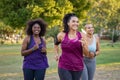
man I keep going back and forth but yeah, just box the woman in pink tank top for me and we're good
[54,13,89,80]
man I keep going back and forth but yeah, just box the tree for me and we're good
[0,0,31,28]
[0,0,93,38]
[0,21,14,44]
[0,0,92,28]
[70,0,93,19]
[85,0,120,36]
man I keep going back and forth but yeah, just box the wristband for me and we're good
[54,36,61,45]
[32,47,35,51]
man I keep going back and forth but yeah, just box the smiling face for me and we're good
[85,24,94,35]
[67,16,79,31]
[32,23,41,35]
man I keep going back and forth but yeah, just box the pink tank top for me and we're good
[58,32,84,71]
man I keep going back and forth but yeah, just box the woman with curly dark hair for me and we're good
[21,18,49,80]
[54,13,89,80]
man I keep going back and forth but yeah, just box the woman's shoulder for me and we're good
[94,34,99,39]
[58,31,65,35]
[41,36,46,42]
[23,35,31,43]
[57,32,65,37]
[93,34,100,43]
[57,32,66,42]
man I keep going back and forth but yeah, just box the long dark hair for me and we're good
[26,18,47,37]
[63,13,77,33]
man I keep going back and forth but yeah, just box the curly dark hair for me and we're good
[26,18,47,37]
[63,13,77,33]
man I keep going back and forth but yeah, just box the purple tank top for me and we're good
[23,35,49,70]
[58,32,83,71]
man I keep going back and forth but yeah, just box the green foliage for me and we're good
[70,0,92,19]
[46,25,60,38]
[0,0,92,30]
[7,8,31,28]
[0,0,96,38]
[0,22,14,44]
[0,22,13,35]
[0,0,31,28]
[0,0,120,38]
[86,0,120,34]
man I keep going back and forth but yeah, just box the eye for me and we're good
[87,27,93,29]
[72,20,76,22]
[72,20,79,23]
[87,27,91,29]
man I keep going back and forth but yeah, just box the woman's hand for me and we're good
[41,47,46,52]
[89,52,95,59]
[32,44,39,51]
[79,38,87,47]
[79,37,89,56]
[54,54,59,61]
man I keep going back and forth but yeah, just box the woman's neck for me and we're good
[87,34,93,38]
[68,30,77,39]
[69,30,77,35]
[33,34,39,38]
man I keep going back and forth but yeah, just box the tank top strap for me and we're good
[27,35,34,49]
[62,32,82,41]
[62,32,68,41]
[40,37,43,43]
[77,31,82,40]
[89,35,96,46]
[40,37,46,47]
[93,35,96,44]
[31,35,44,45]
[31,35,34,40]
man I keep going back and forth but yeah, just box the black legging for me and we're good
[58,67,83,80]
[23,68,46,80]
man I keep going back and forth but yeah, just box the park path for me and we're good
[45,63,120,80]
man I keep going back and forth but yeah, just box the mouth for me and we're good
[35,31,39,33]
[34,30,40,34]
[73,26,78,29]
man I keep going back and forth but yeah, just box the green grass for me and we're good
[0,44,21,54]
[96,40,120,65]
[0,40,120,80]
[96,49,120,64]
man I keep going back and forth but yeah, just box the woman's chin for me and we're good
[73,27,78,31]
[33,33,40,35]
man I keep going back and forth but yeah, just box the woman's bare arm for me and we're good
[95,36,100,56]
[54,32,65,61]
[21,36,35,56]
[81,32,89,56]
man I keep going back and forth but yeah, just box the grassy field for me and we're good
[0,40,120,80]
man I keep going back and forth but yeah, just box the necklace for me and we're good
[69,34,77,39]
